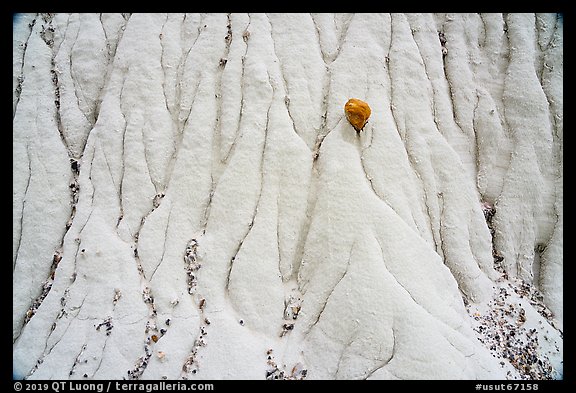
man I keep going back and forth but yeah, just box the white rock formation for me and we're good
[13,13,563,380]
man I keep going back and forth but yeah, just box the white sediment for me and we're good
[13,13,562,380]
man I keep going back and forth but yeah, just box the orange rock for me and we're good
[345,98,371,132]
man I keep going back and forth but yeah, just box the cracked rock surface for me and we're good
[13,13,562,380]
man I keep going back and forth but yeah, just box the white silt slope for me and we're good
[13,13,562,379]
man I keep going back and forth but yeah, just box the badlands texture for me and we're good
[12,13,563,380]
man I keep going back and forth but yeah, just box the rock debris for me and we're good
[467,276,562,380]
[265,349,307,380]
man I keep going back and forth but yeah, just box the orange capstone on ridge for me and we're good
[344,98,371,132]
